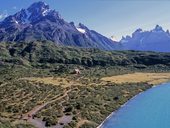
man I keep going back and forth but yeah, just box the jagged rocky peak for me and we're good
[78,23,89,30]
[27,1,50,15]
[8,1,62,24]
[135,28,143,33]
[152,25,164,32]
[166,30,170,35]
[0,1,118,50]
[26,1,51,22]
[69,22,75,26]
[119,25,170,52]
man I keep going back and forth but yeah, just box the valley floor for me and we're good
[1,66,170,128]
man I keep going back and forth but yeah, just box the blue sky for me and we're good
[0,0,170,40]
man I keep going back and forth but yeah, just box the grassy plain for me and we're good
[101,72,170,85]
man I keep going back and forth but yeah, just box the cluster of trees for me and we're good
[1,41,170,68]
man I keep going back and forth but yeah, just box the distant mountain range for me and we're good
[119,25,170,52]
[0,1,170,52]
[0,1,119,50]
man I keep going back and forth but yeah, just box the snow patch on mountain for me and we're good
[0,1,119,50]
[76,27,86,34]
[110,35,119,42]
[15,20,18,24]
[42,9,49,16]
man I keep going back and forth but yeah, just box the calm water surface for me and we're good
[101,83,170,128]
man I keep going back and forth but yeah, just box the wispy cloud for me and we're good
[12,6,17,10]
[0,11,8,20]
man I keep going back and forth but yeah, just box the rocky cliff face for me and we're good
[0,1,118,50]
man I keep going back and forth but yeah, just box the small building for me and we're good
[74,68,81,74]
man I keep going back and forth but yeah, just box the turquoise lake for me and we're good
[101,83,170,128]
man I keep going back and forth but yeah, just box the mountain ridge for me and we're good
[0,1,118,50]
[1,1,170,52]
[120,25,170,52]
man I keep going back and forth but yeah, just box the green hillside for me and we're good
[1,41,170,128]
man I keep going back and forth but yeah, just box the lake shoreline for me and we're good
[97,82,169,128]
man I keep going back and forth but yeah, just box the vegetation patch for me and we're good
[21,77,82,88]
[1,41,170,127]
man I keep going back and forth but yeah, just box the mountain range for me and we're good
[0,1,119,50]
[120,25,170,52]
[0,1,170,52]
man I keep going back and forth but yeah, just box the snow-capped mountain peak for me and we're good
[1,1,63,25]
[0,1,118,50]
[119,25,170,52]
[26,1,51,22]
[27,1,50,15]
